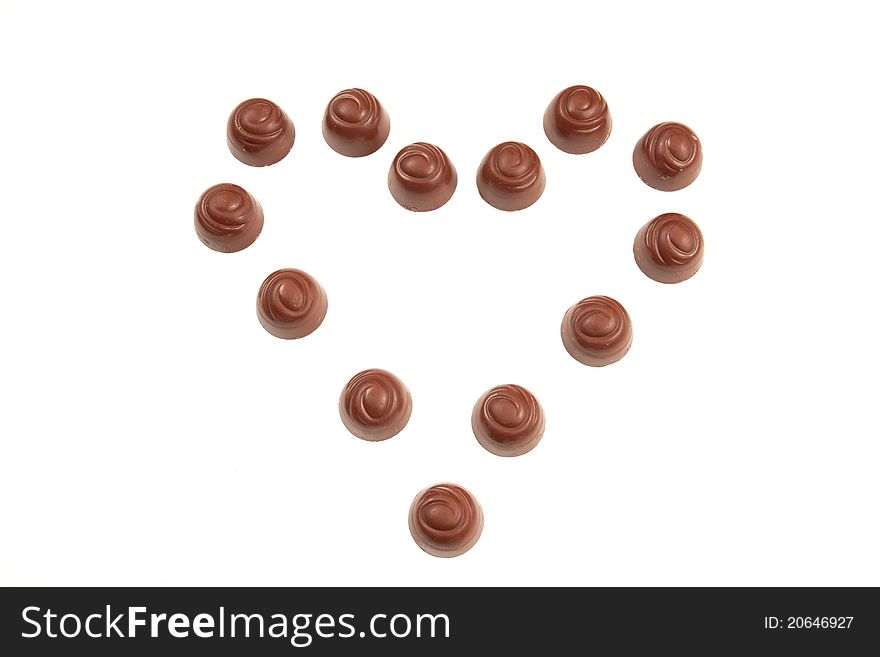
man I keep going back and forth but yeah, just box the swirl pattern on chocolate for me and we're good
[339,369,412,441]
[642,123,700,175]
[328,88,379,125]
[634,213,704,283]
[477,142,545,211]
[227,98,295,167]
[559,87,608,130]
[323,88,390,157]
[408,483,483,558]
[230,99,288,146]
[256,269,327,340]
[194,183,263,253]
[472,384,545,457]
[393,143,453,187]
[388,142,457,211]
[543,85,612,154]
[561,295,633,367]
[633,122,702,191]
[484,142,543,191]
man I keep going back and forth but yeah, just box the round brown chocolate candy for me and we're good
[322,88,390,157]
[561,296,633,367]
[388,142,457,211]
[476,142,545,211]
[256,269,327,340]
[632,122,702,191]
[339,369,412,441]
[472,384,545,457]
[408,483,483,558]
[194,183,263,253]
[227,98,295,167]
[543,85,612,154]
[634,213,704,283]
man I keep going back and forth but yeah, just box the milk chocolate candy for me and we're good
[256,269,327,339]
[388,143,457,211]
[227,98,295,167]
[322,88,390,157]
[409,483,483,558]
[194,183,263,253]
[472,385,545,457]
[339,369,412,441]
[632,122,702,191]
[543,85,612,154]
[477,142,545,211]
[633,213,704,283]
[561,295,633,366]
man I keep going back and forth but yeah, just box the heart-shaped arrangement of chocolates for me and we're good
[194,87,705,557]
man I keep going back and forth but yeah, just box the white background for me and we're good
[1,0,877,586]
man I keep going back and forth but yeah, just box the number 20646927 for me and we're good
[764,617,853,629]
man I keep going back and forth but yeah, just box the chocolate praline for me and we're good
[194,183,263,253]
[561,296,633,367]
[408,483,483,558]
[388,143,457,211]
[227,98,295,167]
[472,385,545,457]
[477,142,545,211]
[633,122,702,191]
[634,213,704,283]
[322,88,390,157]
[256,269,327,340]
[339,369,412,441]
[543,85,612,154]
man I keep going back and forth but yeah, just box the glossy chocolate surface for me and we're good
[472,384,545,457]
[194,183,263,253]
[256,269,327,340]
[388,142,457,211]
[339,369,412,441]
[561,295,633,366]
[477,142,545,211]
[634,213,704,283]
[632,122,702,191]
[227,98,295,167]
[408,483,483,558]
[322,88,390,157]
[543,85,612,154]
